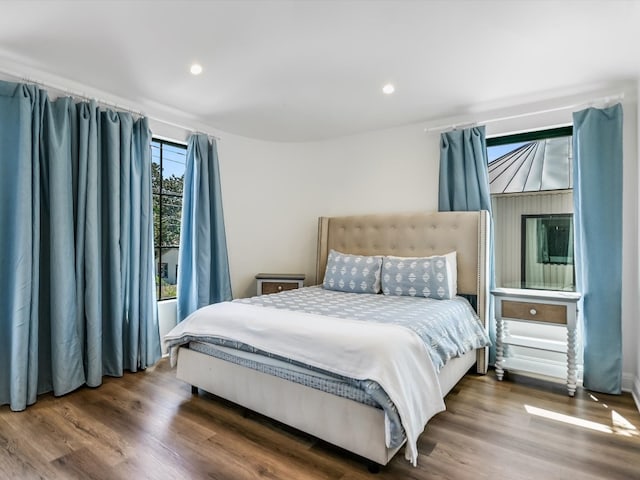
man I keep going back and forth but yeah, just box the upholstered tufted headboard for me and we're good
[316,211,490,372]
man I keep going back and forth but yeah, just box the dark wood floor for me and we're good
[1,359,639,480]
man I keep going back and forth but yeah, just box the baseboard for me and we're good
[632,376,640,413]
[622,371,635,393]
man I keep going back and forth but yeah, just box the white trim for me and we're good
[631,377,640,412]
[632,376,640,413]
[423,94,625,134]
[153,135,188,147]
[622,372,636,393]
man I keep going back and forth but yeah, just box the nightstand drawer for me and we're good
[255,273,305,296]
[260,281,300,295]
[502,300,567,324]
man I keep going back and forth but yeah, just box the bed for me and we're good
[165,210,490,468]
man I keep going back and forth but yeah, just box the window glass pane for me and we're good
[153,194,160,246]
[152,139,187,300]
[489,128,575,292]
[488,136,572,194]
[154,247,161,298]
[158,247,179,299]
[160,195,182,247]
[522,215,575,291]
[162,173,184,196]
[151,141,161,194]
[162,146,186,195]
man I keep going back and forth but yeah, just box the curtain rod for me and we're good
[423,93,625,134]
[0,67,221,141]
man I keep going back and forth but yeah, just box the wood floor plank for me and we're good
[0,416,68,480]
[1,359,639,479]
[49,447,114,480]
[48,401,131,467]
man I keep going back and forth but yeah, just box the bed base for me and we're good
[177,346,477,466]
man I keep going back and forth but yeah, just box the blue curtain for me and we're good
[177,134,232,322]
[572,104,623,394]
[438,127,492,212]
[438,126,496,362]
[0,80,161,411]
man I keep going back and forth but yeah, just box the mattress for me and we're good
[188,341,377,407]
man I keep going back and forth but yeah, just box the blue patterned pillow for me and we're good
[323,249,383,294]
[381,252,457,299]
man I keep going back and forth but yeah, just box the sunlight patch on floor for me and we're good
[611,410,639,437]
[525,405,611,433]
[524,404,638,437]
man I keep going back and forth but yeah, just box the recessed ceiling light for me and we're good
[190,63,203,75]
[382,83,395,95]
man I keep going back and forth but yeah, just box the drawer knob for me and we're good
[530,308,537,315]
[277,285,283,291]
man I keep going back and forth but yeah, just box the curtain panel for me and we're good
[572,104,623,394]
[438,126,496,363]
[0,81,160,411]
[438,127,492,212]
[177,134,232,322]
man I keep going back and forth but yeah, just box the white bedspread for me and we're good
[164,301,446,465]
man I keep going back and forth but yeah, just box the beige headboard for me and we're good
[316,210,490,372]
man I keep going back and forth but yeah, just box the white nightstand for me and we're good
[255,273,305,296]
[492,287,581,396]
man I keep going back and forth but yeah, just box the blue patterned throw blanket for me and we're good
[237,286,489,372]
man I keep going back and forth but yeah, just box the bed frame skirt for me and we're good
[176,346,477,466]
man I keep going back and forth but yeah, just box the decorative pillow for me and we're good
[323,249,383,294]
[381,252,457,299]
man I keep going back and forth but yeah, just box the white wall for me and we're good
[636,78,640,409]
[220,124,440,298]
[154,87,639,392]
[158,299,178,355]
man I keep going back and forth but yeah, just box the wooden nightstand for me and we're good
[493,287,581,396]
[255,273,305,296]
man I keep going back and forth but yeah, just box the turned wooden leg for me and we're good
[502,320,511,359]
[496,316,505,381]
[567,326,578,397]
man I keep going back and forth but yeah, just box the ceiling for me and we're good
[1,0,639,142]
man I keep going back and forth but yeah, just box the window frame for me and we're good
[488,126,576,292]
[152,138,187,301]
[486,125,573,148]
[521,213,576,289]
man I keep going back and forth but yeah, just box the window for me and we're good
[521,214,575,290]
[523,214,574,265]
[152,139,187,300]
[487,126,575,291]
